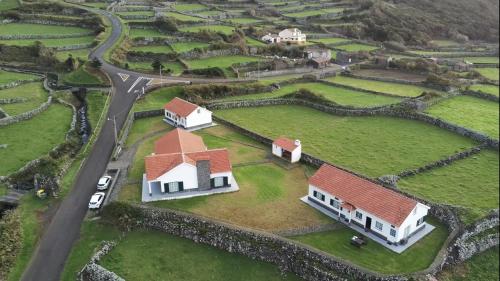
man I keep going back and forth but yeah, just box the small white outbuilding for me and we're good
[272,137,302,163]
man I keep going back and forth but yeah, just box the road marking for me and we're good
[143,78,153,86]
[118,73,129,82]
[128,77,143,93]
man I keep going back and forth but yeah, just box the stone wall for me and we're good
[463,90,500,102]
[0,31,95,40]
[0,96,52,126]
[105,203,406,281]
[78,241,125,281]
[179,48,242,60]
[0,97,27,104]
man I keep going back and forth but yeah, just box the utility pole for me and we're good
[108,116,118,145]
[159,64,163,87]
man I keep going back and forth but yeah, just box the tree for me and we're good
[90,57,102,69]
[64,55,75,71]
[151,59,163,73]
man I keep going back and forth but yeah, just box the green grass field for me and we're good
[398,149,499,224]
[170,41,209,53]
[284,7,344,17]
[0,23,90,36]
[464,57,499,64]
[0,83,48,116]
[0,70,38,85]
[82,2,109,9]
[215,105,477,177]
[196,10,223,16]
[291,217,447,274]
[126,60,185,75]
[0,0,19,11]
[310,37,350,45]
[437,247,499,281]
[228,17,262,24]
[468,84,499,97]
[179,25,235,35]
[219,82,402,107]
[174,3,206,11]
[325,76,441,97]
[334,43,379,52]
[164,12,205,22]
[86,91,107,130]
[430,40,461,47]
[184,55,263,69]
[116,10,154,17]
[128,28,168,38]
[56,49,91,62]
[130,45,173,53]
[245,37,266,46]
[0,104,72,176]
[425,96,499,139]
[476,68,499,81]
[133,86,182,112]
[0,36,95,47]
[63,66,103,86]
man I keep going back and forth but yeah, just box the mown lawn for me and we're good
[334,43,379,52]
[0,104,72,176]
[464,56,500,64]
[0,23,90,36]
[215,105,477,177]
[184,55,263,69]
[0,70,39,85]
[179,25,235,35]
[121,123,331,231]
[425,96,499,139]
[398,149,499,224]
[133,86,183,112]
[219,82,402,107]
[245,37,266,47]
[468,84,499,97]
[0,83,48,116]
[170,41,209,53]
[291,217,448,274]
[437,246,499,281]
[325,76,442,97]
[476,68,499,81]
[96,226,301,281]
[0,36,95,47]
[125,116,170,148]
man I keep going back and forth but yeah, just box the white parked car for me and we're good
[88,192,106,209]
[97,176,112,190]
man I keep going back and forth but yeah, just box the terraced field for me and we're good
[164,12,205,22]
[174,3,207,11]
[184,55,263,72]
[0,0,20,11]
[425,96,499,138]
[0,36,95,47]
[126,61,185,75]
[284,7,344,18]
[464,57,500,64]
[56,49,91,62]
[179,25,235,35]
[476,68,499,81]
[130,45,173,53]
[0,83,48,116]
[0,23,90,36]
[215,105,477,177]
[228,17,262,24]
[169,42,209,53]
[310,37,351,45]
[0,70,39,85]
[128,28,168,38]
[468,84,499,97]
[334,43,379,52]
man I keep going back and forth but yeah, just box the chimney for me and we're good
[196,158,211,191]
[295,139,301,147]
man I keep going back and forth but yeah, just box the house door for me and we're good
[282,149,292,161]
[365,217,372,229]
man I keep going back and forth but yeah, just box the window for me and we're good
[313,190,325,201]
[214,177,224,187]
[355,211,363,220]
[390,228,396,237]
[416,217,425,226]
[168,182,179,193]
[375,221,383,231]
[330,199,340,209]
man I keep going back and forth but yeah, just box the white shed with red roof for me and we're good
[272,137,302,163]
[164,97,212,130]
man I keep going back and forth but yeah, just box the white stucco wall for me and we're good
[307,184,428,243]
[210,171,233,186]
[185,107,212,128]
[291,146,301,163]
[154,162,198,191]
[272,143,283,157]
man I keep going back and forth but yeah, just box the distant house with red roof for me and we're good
[272,137,301,163]
[142,128,237,201]
[164,97,212,130]
[306,164,430,245]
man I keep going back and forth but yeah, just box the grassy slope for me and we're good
[179,25,235,35]
[0,83,47,116]
[398,149,499,224]
[0,0,19,11]
[215,105,477,177]
[170,42,209,53]
[437,247,499,281]
[476,68,499,81]
[0,36,95,47]
[219,82,401,107]
[0,70,38,85]
[325,76,441,97]
[292,217,447,274]
[133,86,183,112]
[63,66,103,86]
[0,104,72,176]
[334,43,379,52]
[468,84,499,97]
[425,96,499,139]
[185,55,262,69]
[0,23,90,36]
[56,49,91,62]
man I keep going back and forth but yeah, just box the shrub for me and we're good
[182,67,226,78]
[0,210,22,280]
[184,83,267,101]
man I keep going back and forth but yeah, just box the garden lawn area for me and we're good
[0,36,95,47]
[63,66,103,86]
[284,7,344,17]
[0,0,19,11]
[398,149,499,224]
[0,70,38,85]
[174,3,206,11]
[325,76,441,97]
[468,84,499,97]
[437,246,499,281]
[128,28,168,38]
[0,83,48,116]
[133,86,182,112]
[0,23,90,36]
[184,55,263,70]
[215,105,477,177]
[464,56,499,64]
[476,68,499,81]
[170,41,209,53]
[121,123,331,231]
[130,45,173,53]
[334,43,379,52]
[179,25,235,35]
[219,82,402,107]
[245,37,266,46]
[229,17,262,24]
[164,12,205,22]
[86,225,300,281]
[126,60,185,75]
[56,49,90,62]
[425,96,499,139]
[291,217,447,274]
[0,104,72,176]
[310,37,350,45]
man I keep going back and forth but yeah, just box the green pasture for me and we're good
[468,84,499,97]
[475,68,499,81]
[0,23,90,36]
[0,36,95,47]
[179,25,235,35]
[0,70,38,85]
[0,83,48,116]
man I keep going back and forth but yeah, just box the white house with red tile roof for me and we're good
[272,137,301,163]
[164,97,212,130]
[142,128,237,201]
[305,164,430,246]
[278,28,306,44]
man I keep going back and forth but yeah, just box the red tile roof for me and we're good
[145,153,184,180]
[273,137,299,152]
[186,149,232,174]
[164,97,199,117]
[154,128,206,155]
[309,164,417,226]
